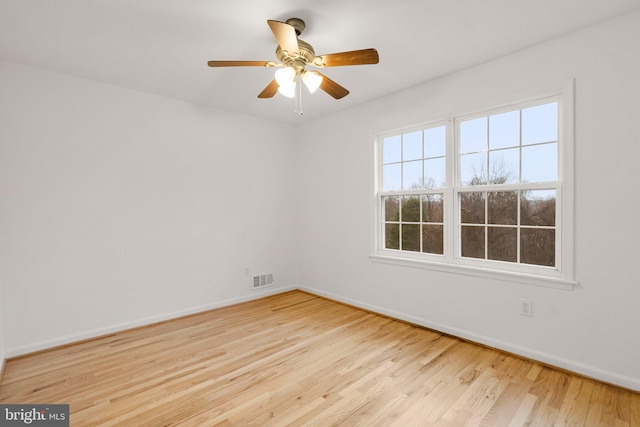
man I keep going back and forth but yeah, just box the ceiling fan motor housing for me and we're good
[276,39,315,72]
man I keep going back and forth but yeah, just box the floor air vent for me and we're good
[252,273,274,289]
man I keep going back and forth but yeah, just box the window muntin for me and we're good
[458,189,556,267]
[382,125,447,191]
[458,102,558,187]
[376,96,569,282]
[383,194,444,254]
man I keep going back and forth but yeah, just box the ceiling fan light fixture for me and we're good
[302,70,323,93]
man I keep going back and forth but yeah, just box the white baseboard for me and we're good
[299,285,640,393]
[5,285,297,358]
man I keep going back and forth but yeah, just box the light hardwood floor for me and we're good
[1,290,638,426]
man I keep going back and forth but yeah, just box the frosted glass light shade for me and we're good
[277,82,296,98]
[302,71,323,93]
[275,67,296,86]
[275,66,296,98]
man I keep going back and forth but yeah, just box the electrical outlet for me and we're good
[519,298,532,316]
[243,266,251,277]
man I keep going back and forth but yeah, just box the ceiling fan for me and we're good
[207,18,379,107]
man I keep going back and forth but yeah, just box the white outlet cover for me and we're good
[519,298,532,316]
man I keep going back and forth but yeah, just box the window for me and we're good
[382,125,446,255]
[374,89,575,288]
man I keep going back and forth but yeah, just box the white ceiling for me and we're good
[2,0,640,126]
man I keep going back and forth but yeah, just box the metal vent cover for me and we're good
[252,273,274,289]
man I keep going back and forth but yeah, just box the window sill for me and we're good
[369,253,576,290]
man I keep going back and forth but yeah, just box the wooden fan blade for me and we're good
[258,79,279,98]
[315,48,379,67]
[267,20,299,56]
[316,72,349,99]
[208,61,272,67]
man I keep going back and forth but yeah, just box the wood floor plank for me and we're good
[508,392,539,427]
[1,290,638,426]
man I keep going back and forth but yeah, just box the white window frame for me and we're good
[371,81,576,290]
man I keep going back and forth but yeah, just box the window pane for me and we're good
[422,194,443,223]
[383,135,401,163]
[521,228,555,266]
[424,157,446,188]
[403,131,423,161]
[488,191,518,225]
[461,226,485,259]
[521,190,556,226]
[522,102,557,145]
[402,224,421,252]
[402,160,422,189]
[460,152,487,186]
[425,126,446,157]
[460,192,485,224]
[460,117,487,154]
[383,163,401,191]
[522,143,557,183]
[385,224,400,250]
[489,148,519,184]
[401,196,421,222]
[488,227,517,262]
[422,225,444,254]
[384,196,400,221]
[489,110,520,149]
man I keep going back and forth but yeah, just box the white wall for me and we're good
[295,10,640,390]
[0,61,298,355]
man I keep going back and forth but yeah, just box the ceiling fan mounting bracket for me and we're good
[285,18,305,36]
